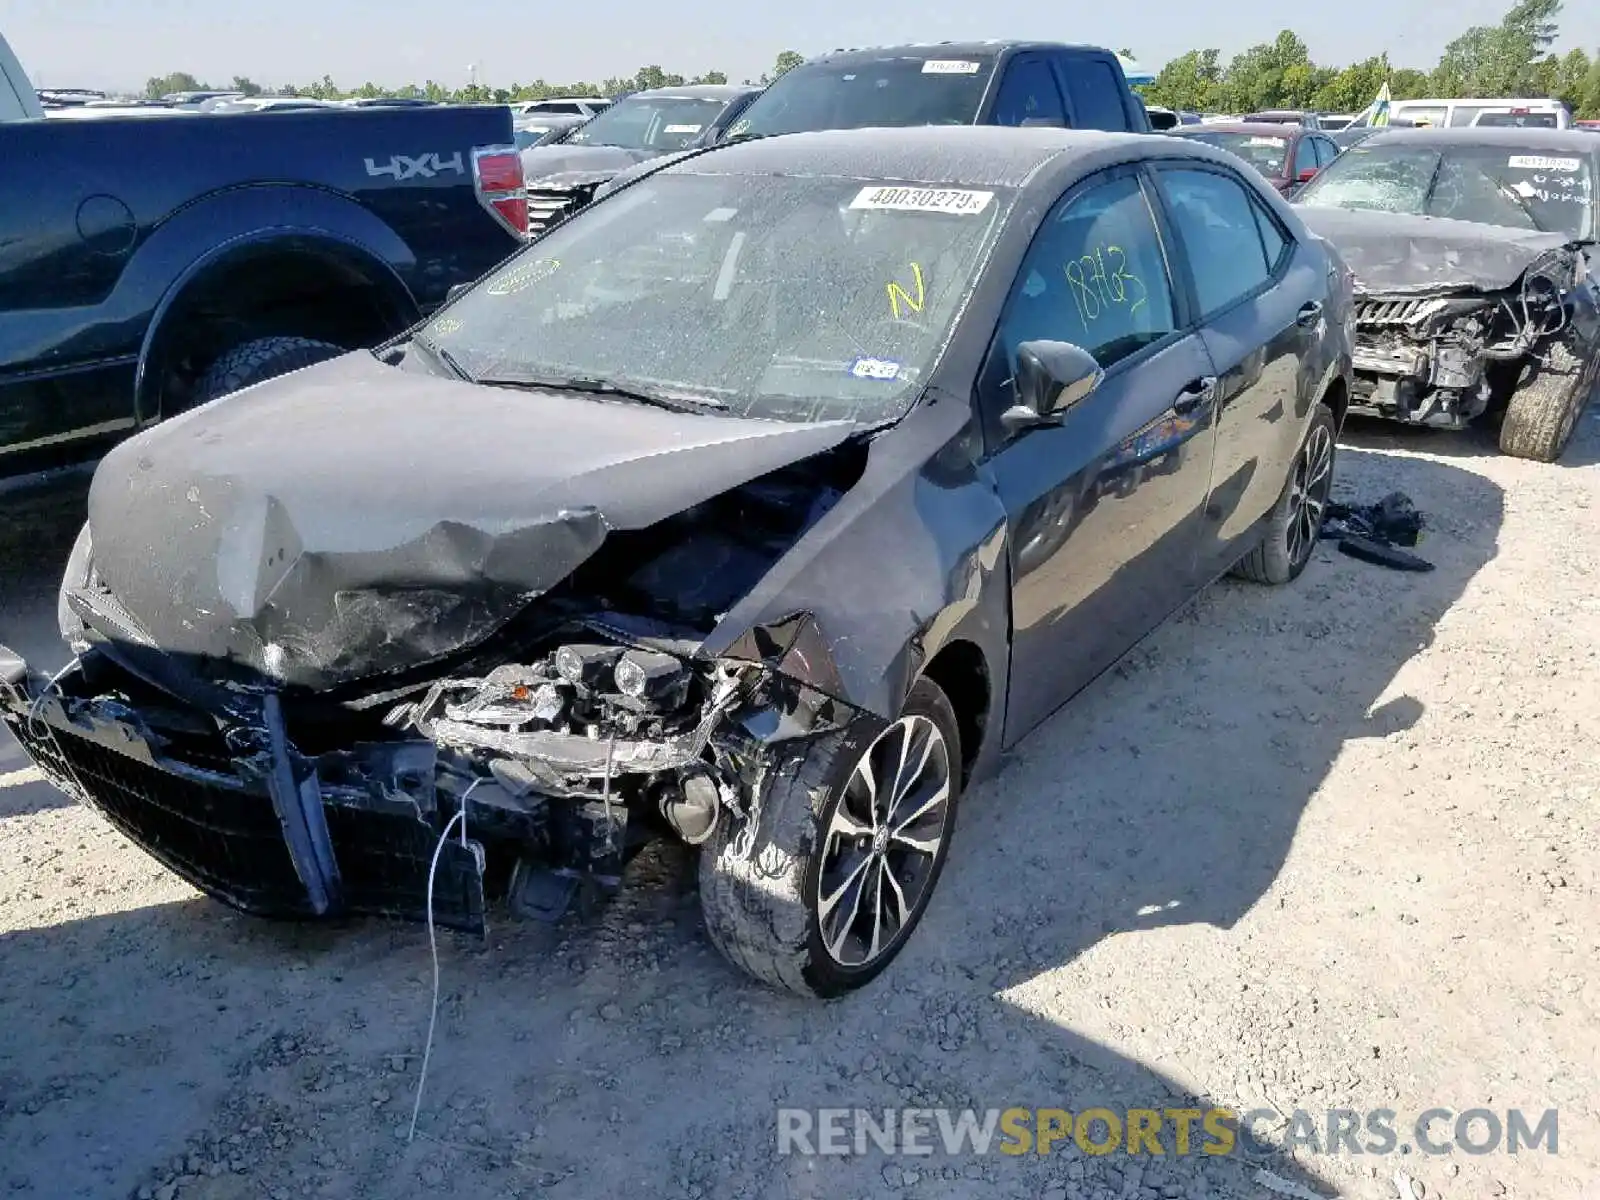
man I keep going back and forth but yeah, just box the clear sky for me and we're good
[8,0,1600,94]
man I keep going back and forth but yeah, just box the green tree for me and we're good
[1581,52,1600,116]
[761,50,804,84]
[1144,49,1225,111]
[145,71,207,98]
[1388,67,1431,99]
[1311,55,1389,112]
[230,75,263,96]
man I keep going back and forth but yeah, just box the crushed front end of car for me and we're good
[1298,208,1600,429]
[1346,251,1592,428]
[0,354,880,936]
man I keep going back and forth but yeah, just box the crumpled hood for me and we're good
[81,351,854,691]
[519,143,659,189]
[1296,205,1576,294]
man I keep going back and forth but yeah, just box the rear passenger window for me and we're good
[992,57,1066,127]
[1157,167,1275,317]
[1251,195,1289,271]
[1060,59,1129,131]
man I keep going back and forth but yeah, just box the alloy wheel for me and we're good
[1287,422,1334,567]
[814,714,953,968]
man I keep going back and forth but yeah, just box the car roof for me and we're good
[626,83,761,101]
[1361,126,1598,151]
[1176,122,1299,137]
[805,41,1112,65]
[661,125,1162,189]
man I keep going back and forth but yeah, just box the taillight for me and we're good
[472,145,529,241]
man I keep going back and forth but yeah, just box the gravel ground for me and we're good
[2,412,1598,1200]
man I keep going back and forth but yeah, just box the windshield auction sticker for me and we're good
[850,186,994,214]
[1508,155,1581,171]
[922,60,982,74]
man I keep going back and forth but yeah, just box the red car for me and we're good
[1171,121,1343,196]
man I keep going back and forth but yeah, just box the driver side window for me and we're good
[994,171,1178,373]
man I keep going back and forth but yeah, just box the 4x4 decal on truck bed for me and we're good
[364,151,467,180]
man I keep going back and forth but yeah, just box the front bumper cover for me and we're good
[0,646,487,934]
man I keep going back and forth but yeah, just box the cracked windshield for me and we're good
[422,172,1011,422]
[1298,142,1596,236]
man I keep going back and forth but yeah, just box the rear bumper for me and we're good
[0,646,486,934]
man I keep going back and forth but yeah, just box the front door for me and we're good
[977,167,1219,744]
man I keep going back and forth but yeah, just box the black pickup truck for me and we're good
[567,42,1153,224]
[0,56,527,480]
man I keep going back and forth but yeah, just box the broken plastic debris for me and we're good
[1321,490,1434,571]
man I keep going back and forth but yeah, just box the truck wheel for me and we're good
[698,676,962,998]
[193,336,344,406]
[1231,404,1337,586]
[1498,343,1598,463]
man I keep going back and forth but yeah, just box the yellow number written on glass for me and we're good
[1063,245,1148,324]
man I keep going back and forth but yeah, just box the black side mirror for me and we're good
[1001,340,1103,434]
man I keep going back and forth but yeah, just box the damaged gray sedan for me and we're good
[1294,127,1600,462]
[1,127,1352,997]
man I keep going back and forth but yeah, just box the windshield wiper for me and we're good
[1492,179,1546,232]
[409,335,474,383]
[473,373,727,412]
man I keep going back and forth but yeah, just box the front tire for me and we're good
[698,676,962,998]
[1498,342,1597,463]
[1231,404,1337,586]
[192,336,344,407]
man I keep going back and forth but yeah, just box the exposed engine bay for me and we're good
[1349,245,1584,428]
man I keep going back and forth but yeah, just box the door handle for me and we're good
[1172,376,1217,415]
[1296,300,1324,327]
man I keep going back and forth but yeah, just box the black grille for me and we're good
[5,687,488,933]
[527,189,578,236]
[10,718,314,917]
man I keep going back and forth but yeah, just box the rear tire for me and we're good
[1498,342,1597,463]
[698,676,962,998]
[192,336,344,407]
[1231,404,1338,586]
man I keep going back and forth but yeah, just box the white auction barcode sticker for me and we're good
[922,59,981,74]
[1508,155,1581,171]
[663,124,703,134]
[849,185,994,214]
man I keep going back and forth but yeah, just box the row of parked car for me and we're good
[1,32,1596,1000]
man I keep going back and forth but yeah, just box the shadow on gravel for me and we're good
[0,448,1502,1200]
[1335,385,1600,469]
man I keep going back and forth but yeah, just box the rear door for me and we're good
[989,54,1068,128]
[1149,161,1326,577]
[1055,52,1139,131]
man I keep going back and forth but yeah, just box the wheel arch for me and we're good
[918,637,993,787]
[134,231,419,422]
[1320,371,1349,433]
